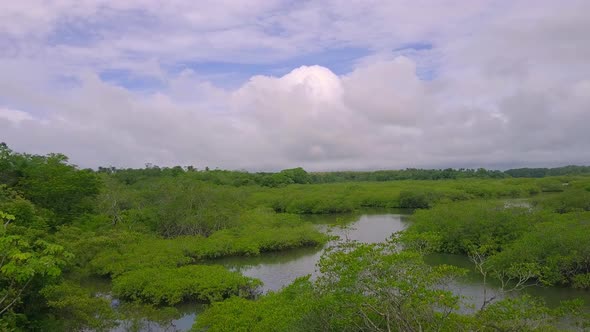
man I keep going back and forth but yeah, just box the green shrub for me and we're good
[112,265,261,305]
[489,213,590,287]
[193,277,315,332]
[89,210,327,276]
[534,189,590,213]
[408,201,544,254]
[41,282,117,331]
[573,273,590,289]
[398,190,439,208]
[540,183,565,192]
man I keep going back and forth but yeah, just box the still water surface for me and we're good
[214,211,410,292]
[112,210,590,331]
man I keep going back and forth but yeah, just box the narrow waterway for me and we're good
[110,209,590,331]
[214,211,410,292]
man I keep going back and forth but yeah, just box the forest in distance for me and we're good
[2,142,590,331]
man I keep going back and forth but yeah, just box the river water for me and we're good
[112,209,590,331]
[214,211,410,292]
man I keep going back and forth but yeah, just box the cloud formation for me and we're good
[0,1,589,170]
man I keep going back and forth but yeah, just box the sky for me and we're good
[0,1,589,171]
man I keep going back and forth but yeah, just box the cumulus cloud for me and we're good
[0,0,589,170]
[0,108,33,123]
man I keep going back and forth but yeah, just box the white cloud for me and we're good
[0,108,34,124]
[0,0,589,170]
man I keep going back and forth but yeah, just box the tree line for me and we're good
[98,163,590,188]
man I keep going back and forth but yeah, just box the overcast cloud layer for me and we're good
[1,1,589,170]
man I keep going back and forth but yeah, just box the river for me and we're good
[111,209,590,331]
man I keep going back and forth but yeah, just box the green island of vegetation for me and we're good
[1,142,590,331]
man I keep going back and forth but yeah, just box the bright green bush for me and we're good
[540,182,565,193]
[99,177,246,237]
[41,281,117,331]
[112,265,261,305]
[398,190,440,208]
[193,277,315,332]
[88,209,327,276]
[250,179,546,214]
[489,212,590,287]
[573,274,590,289]
[533,189,590,213]
[408,200,545,253]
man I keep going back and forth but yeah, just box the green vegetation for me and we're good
[194,277,315,332]
[533,188,590,213]
[408,201,544,254]
[1,142,590,330]
[250,178,541,213]
[489,215,590,288]
[0,144,326,330]
[87,210,326,277]
[406,185,590,290]
[99,163,590,188]
[112,266,261,305]
[40,281,116,331]
[505,165,590,178]
[194,238,588,332]
[100,165,509,188]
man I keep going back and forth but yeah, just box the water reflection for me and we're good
[214,213,411,292]
[107,209,590,331]
[110,303,203,332]
[426,253,590,310]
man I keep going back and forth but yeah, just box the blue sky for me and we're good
[0,1,589,170]
[100,42,436,92]
[98,46,374,91]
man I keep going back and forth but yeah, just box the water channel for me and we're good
[111,209,590,331]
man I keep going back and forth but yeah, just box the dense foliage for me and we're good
[505,165,590,178]
[407,180,590,290]
[250,178,541,213]
[99,166,511,188]
[98,161,590,188]
[0,145,327,330]
[194,239,588,332]
[0,143,100,226]
[112,265,261,305]
[1,143,590,331]
[87,210,326,277]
